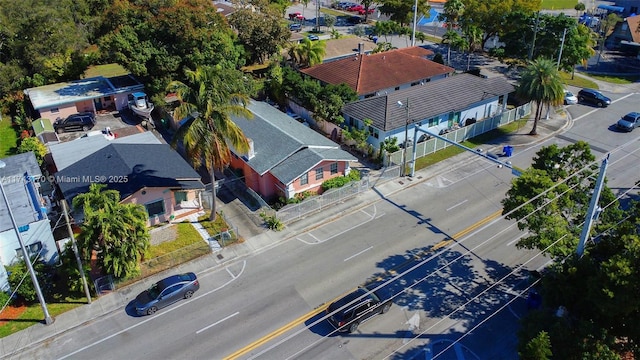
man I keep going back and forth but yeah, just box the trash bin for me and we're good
[503,145,513,157]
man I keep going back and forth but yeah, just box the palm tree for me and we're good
[288,38,326,68]
[442,0,465,27]
[517,58,564,135]
[167,66,254,221]
[73,184,150,279]
[462,24,483,71]
[442,30,462,65]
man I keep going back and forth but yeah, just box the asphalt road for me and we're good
[12,65,640,360]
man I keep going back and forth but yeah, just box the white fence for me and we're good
[276,178,370,224]
[385,103,531,166]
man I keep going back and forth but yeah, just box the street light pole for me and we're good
[397,98,410,177]
[556,27,568,70]
[61,199,92,303]
[411,0,419,46]
[0,161,53,325]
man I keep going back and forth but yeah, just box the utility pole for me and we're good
[0,161,53,325]
[61,200,92,303]
[577,155,609,257]
[411,0,419,46]
[397,99,410,176]
[529,12,540,60]
[556,27,568,70]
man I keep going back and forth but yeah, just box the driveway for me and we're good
[55,110,150,142]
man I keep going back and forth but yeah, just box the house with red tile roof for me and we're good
[299,46,455,99]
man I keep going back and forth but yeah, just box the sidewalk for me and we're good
[0,110,570,358]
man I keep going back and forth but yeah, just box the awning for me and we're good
[598,4,625,13]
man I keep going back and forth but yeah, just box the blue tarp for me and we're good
[417,8,441,26]
[598,4,624,12]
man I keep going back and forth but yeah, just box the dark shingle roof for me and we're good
[300,47,453,95]
[56,144,203,202]
[232,101,356,185]
[343,73,515,131]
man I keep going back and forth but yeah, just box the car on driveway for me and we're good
[135,272,200,315]
[288,12,304,21]
[53,112,96,134]
[563,90,578,105]
[308,34,320,41]
[326,285,392,333]
[289,23,302,32]
[577,88,611,107]
[616,112,640,132]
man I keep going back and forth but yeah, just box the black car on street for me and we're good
[327,285,392,333]
[577,88,611,107]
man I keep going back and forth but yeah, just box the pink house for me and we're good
[24,75,146,121]
[229,101,356,201]
[49,132,204,226]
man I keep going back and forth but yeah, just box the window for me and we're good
[50,108,59,114]
[15,241,43,259]
[395,86,400,91]
[300,172,308,185]
[315,168,324,180]
[428,117,438,127]
[330,162,338,174]
[146,199,165,217]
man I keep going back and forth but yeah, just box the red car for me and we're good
[358,7,375,15]
[347,4,363,12]
[288,12,305,21]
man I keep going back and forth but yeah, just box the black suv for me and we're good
[327,285,392,333]
[54,112,96,134]
[577,88,611,107]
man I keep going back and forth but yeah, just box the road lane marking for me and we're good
[448,209,503,240]
[196,312,239,334]
[343,246,373,262]
[571,93,635,123]
[446,199,468,212]
[296,205,379,245]
[57,261,246,360]
[223,303,330,360]
[507,231,529,246]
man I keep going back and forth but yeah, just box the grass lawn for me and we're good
[560,71,598,89]
[0,297,89,338]
[413,119,529,172]
[587,74,640,84]
[83,63,129,78]
[541,0,578,10]
[0,115,18,157]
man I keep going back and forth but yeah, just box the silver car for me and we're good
[135,272,200,315]
[564,90,578,105]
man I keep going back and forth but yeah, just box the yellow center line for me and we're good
[224,210,504,359]
[223,290,354,360]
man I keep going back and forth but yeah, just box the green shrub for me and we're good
[260,212,284,231]
[321,169,361,191]
[0,290,12,308]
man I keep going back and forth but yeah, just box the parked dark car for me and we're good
[289,23,302,32]
[327,285,392,333]
[347,15,364,24]
[53,112,96,134]
[577,88,611,107]
[134,272,200,315]
[616,112,640,132]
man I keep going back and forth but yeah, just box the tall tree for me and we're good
[379,0,430,27]
[460,0,540,49]
[73,184,150,279]
[167,66,255,221]
[228,5,291,64]
[441,0,465,31]
[502,141,624,259]
[516,58,564,135]
[97,0,244,95]
[461,24,482,70]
